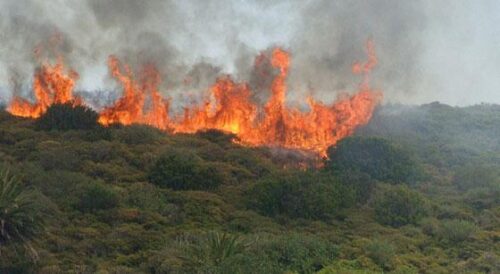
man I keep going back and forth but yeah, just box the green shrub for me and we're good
[374,185,428,227]
[113,124,165,145]
[364,239,395,270]
[148,149,224,190]
[254,233,340,274]
[179,232,249,272]
[247,172,353,220]
[437,219,477,243]
[325,137,423,184]
[35,103,99,130]
[77,183,119,212]
[452,164,500,191]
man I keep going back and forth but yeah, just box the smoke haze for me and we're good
[0,0,499,106]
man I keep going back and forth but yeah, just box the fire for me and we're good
[98,56,171,129]
[7,41,382,157]
[8,58,80,118]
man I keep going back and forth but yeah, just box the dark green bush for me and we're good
[35,103,99,130]
[325,137,423,184]
[77,183,119,212]
[148,149,224,190]
[247,172,354,219]
[374,185,428,227]
[113,124,165,145]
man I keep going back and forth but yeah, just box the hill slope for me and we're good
[0,103,498,274]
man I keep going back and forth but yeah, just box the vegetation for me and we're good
[0,166,52,268]
[0,102,498,273]
[35,102,99,130]
[373,185,428,227]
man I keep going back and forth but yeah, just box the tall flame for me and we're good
[8,58,80,118]
[7,41,382,157]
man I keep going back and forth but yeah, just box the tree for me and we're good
[35,102,99,130]
[374,185,428,227]
[0,167,52,257]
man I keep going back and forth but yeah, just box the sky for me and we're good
[0,0,499,106]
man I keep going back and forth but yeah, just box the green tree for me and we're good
[35,102,99,130]
[374,185,428,227]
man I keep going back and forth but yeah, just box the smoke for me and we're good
[0,0,498,106]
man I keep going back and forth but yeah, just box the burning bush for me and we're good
[35,103,99,131]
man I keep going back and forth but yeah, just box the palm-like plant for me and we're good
[179,232,250,271]
[0,167,50,258]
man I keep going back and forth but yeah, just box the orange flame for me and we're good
[7,58,80,118]
[7,41,382,157]
[97,56,171,129]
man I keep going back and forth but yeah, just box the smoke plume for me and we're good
[0,0,499,106]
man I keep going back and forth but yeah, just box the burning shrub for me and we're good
[148,149,224,191]
[373,185,428,227]
[195,129,237,146]
[325,137,422,184]
[35,103,99,131]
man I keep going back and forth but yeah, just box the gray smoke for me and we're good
[0,0,499,106]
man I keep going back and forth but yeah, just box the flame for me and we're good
[7,41,382,157]
[97,56,171,129]
[7,58,80,118]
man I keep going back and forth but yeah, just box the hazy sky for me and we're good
[0,0,499,106]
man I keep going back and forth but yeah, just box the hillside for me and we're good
[0,103,499,274]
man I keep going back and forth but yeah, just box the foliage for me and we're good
[148,149,224,190]
[373,185,428,227]
[437,219,478,243]
[77,183,119,213]
[35,103,99,130]
[113,124,165,145]
[0,104,498,273]
[325,137,423,184]
[255,233,340,274]
[364,239,395,270]
[452,164,500,191]
[178,232,249,272]
[247,172,353,220]
[0,167,52,258]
